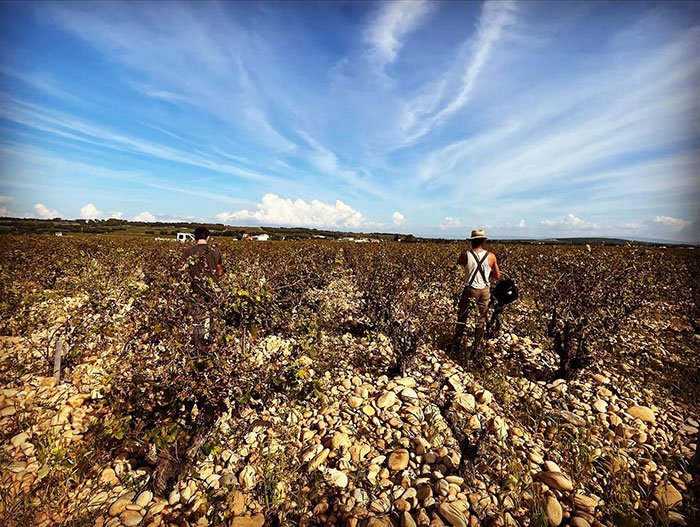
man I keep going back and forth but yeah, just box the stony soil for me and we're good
[1,322,698,527]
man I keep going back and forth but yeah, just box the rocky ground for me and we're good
[1,318,698,527]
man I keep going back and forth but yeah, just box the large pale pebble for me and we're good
[545,495,562,526]
[134,491,153,508]
[120,510,143,526]
[654,483,682,508]
[377,391,397,408]
[539,471,573,492]
[231,515,265,527]
[108,498,130,517]
[388,449,410,471]
[437,502,469,527]
[11,432,28,448]
[627,405,655,423]
[167,490,180,505]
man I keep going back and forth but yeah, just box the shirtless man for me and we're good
[450,229,501,361]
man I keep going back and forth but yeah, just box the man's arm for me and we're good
[178,249,191,271]
[457,250,468,267]
[489,253,502,281]
[215,249,224,277]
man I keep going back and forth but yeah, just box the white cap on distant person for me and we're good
[468,229,488,240]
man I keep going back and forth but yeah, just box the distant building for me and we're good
[55,232,63,237]
[355,238,369,243]
[338,237,354,242]
[369,238,380,243]
[250,234,270,241]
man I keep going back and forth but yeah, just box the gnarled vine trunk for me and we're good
[150,404,220,495]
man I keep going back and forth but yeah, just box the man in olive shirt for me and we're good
[181,226,224,299]
[181,227,223,346]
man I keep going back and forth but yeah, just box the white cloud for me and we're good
[133,211,156,222]
[618,222,643,231]
[509,219,526,229]
[412,14,700,218]
[651,215,691,231]
[433,0,517,121]
[216,193,366,228]
[392,211,405,226]
[365,1,433,68]
[109,211,124,219]
[541,213,597,231]
[131,82,188,103]
[403,0,517,143]
[439,217,463,230]
[0,97,275,185]
[43,2,299,153]
[80,202,102,219]
[34,203,60,218]
[0,196,11,215]
[154,212,197,222]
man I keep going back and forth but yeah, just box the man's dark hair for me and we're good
[194,227,210,240]
[471,238,486,249]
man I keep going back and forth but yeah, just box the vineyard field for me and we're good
[0,235,698,527]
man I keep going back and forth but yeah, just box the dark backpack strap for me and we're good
[468,250,489,286]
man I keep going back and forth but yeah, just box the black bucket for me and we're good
[492,279,518,305]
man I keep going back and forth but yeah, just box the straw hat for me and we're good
[467,229,488,240]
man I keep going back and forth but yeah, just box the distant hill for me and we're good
[0,217,696,247]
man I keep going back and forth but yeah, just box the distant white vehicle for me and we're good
[55,232,63,237]
[176,232,195,242]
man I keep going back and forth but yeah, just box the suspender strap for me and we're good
[468,250,489,286]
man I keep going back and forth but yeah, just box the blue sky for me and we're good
[0,1,698,241]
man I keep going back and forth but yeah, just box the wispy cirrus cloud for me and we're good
[400,0,518,145]
[364,1,433,69]
[414,24,700,229]
[1,2,697,240]
[0,97,276,184]
[42,1,298,153]
[0,143,253,208]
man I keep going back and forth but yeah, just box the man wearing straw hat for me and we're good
[450,229,501,362]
